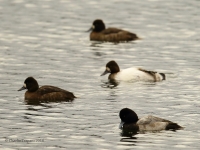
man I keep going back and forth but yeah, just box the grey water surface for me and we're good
[0,0,200,149]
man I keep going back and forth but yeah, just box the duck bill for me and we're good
[86,25,94,32]
[18,86,26,91]
[101,70,110,76]
[119,121,124,129]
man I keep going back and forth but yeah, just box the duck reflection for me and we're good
[120,130,138,146]
[24,99,74,105]
[89,42,106,57]
[90,42,104,47]
[22,103,52,123]
[101,80,119,89]
[120,130,138,137]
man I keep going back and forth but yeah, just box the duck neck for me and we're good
[28,83,39,92]
[111,66,120,74]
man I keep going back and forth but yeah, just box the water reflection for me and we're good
[100,80,119,89]
[22,107,47,123]
[90,42,104,47]
[23,116,35,123]
[89,43,106,57]
[120,130,138,137]
[24,99,74,105]
[100,79,160,89]
[119,130,179,147]
[120,131,138,146]
[25,102,54,108]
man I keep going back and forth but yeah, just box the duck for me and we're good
[101,60,165,82]
[119,108,183,131]
[18,77,76,102]
[87,19,139,42]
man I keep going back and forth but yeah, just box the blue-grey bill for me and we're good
[100,70,110,76]
[18,86,26,91]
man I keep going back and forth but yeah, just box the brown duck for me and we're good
[88,19,140,42]
[18,77,76,102]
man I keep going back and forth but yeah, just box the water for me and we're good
[0,0,200,149]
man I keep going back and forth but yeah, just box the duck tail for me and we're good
[166,122,183,130]
[159,73,166,80]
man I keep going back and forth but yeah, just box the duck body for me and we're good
[108,67,165,82]
[18,77,76,102]
[24,85,76,102]
[119,108,182,131]
[90,27,139,42]
[88,19,139,42]
[101,60,165,82]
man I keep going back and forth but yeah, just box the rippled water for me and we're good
[0,0,200,149]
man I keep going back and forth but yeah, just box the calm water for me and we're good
[0,0,200,149]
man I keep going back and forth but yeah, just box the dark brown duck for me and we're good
[18,77,76,102]
[88,19,140,42]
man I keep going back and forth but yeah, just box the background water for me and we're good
[0,0,200,149]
